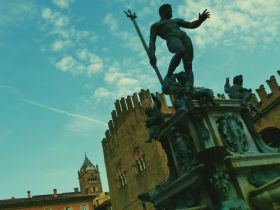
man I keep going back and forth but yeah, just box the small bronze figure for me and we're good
[224,75,261,114]
[224,75,252,105]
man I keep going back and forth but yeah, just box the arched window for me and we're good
[134,148,146,173]
[260,127,280,148]
[88,177,96,182]
[117,165,127,187]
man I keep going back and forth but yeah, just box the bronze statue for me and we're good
[145,93,165,142]
[149,4,210,88]
[224,75,261,114]
[224,75,252,105]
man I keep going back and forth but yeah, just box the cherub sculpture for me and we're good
[224,75,260,114]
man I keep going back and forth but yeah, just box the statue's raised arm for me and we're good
[177,9,210,29]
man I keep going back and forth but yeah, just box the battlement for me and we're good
[102,89,174,146]
[252,70,280,111]
[102,71,279,147]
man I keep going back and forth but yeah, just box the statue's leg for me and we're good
[182,54,193,86]
[166,37,185,77]
[166,53,182,77]
[182,35,194,86]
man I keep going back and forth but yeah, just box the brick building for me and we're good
[0,154,110,210]
[102,90,174,210]
[252,70,280,148]
[0,190,95,210]
[102,71,280,210]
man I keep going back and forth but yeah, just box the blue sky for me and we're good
[0,0,279,199]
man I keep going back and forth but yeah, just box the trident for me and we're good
[124,9,163,85]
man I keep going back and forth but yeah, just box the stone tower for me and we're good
[102,90,173,210]
[78,153,103,195]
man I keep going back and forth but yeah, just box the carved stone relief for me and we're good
[217,113,249,153]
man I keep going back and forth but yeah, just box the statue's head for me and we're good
[159,4,172,19]
[233,75,243,86]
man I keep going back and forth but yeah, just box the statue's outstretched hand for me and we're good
[199,9,210,21]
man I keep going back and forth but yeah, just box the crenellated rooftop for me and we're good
[102,89,174,147]
[252,70,280,111]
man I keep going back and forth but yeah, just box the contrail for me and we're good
[23,98,107,126]
[1,85,106,126]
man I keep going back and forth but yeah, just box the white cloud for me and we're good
[41,8,69,27]
[103,13,119,32]
[41,8,52,19]
[90,56,159,103]
[55,56,76,72]
[52,0,74,9]
[51,39,73,51]
[94,87,112,101]
[137,6,153,17]
[70,28,93,40]
[76,49,103,74]
[103,12,146,57]
[177,0,280,49]
[41,4,100,77]
[55,50,103,76]
[104,66,123,83]
[117,77,138,86]
[0,1,36,27]
[103,0,161,11]
[46,27,97,43]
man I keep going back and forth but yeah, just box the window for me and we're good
[88,176,98,182]
[117,165,127,187]
[119,172,127,187]
[260,127,280,148]
[65,207,72,210]
[81,204,88,210]
[136,157,146,172]
[135,148,146,173]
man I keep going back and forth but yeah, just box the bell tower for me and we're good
[78,153,103,195]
